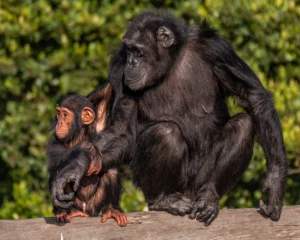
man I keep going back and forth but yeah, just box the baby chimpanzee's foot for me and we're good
[149,193,193,216]
[101,205,127,227]
[56,211,71,223]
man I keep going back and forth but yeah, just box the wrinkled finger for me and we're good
[53,199,73,209]
[259,199,269,216]
[177,205,192,215]
[197,209,208,221]
[201,210,214,222]
[122,215,127,227]
[56,177,68,193]
[173,201,193,210]
[185,207,192,214]
[57,192,74,201]
[101,215,108,223]
[122,216,127,227]
[116,216,122,227]
[64,215,71,223]
[115,213,124,227]
[101,211,111,223]
[189,207,198,219]
[168,205,179,215]
[178,208,186,216]
[181,196,192,203]
[118,216,125,227]
[73,177,80,192]
[67,175,76,183]
[205,213,217,226]
[86,168,93,176]
[56,189,66,202]
[57,193,73,201]
[115,215,121,226]
[186,202,194,209]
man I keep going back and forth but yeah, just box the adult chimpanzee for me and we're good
[47,90,127,226]
[51,11,288,225]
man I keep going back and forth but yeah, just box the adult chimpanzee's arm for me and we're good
[47,136,80,171]
[47,137,96,208]
[47,137,75,209]
[203,35,288,220]
[49,171,73,213]
[94,95,137,170]
[93,48,137,170]
[47,136,95,174]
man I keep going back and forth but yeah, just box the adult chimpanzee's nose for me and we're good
[128,55,139,68]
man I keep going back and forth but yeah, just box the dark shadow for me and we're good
[256,209,270,219]
[44,217,67,226]
[256,208,280,222]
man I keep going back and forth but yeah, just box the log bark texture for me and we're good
[0,206,299,240]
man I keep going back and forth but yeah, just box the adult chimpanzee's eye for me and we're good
[132,47,143,57]
[125,46,132,54]
[136,49,143,57]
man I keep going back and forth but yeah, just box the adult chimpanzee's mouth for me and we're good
[124,72,145,84]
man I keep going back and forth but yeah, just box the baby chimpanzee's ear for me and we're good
[82,107,95,125]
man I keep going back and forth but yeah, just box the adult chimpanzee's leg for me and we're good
[190,113,255,225]
[131,122,193,215]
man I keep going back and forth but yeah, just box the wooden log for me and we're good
[0,206,299,240]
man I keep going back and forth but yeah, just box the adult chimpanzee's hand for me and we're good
[259,168,287,221]
[51,160,90,209]
[51,141,101,209]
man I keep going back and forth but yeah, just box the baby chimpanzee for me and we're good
[47,91,126,226]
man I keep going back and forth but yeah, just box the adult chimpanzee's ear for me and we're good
[82,107,95,125]
[157,26,174,48]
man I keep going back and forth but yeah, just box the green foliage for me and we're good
[0,181,52,219]
[120,180,147,213]
[0,0,299,219]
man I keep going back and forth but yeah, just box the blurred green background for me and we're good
[0,0,299,219]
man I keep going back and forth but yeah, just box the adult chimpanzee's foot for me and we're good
[148,193,193,216]
[189,188,220,226]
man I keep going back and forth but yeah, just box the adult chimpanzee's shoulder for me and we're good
[198,20,218,39]
[192,21,236,64]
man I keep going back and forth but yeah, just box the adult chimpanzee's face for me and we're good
[122,26,175,91]
[55,107,75,140]
[123,38,153,91]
